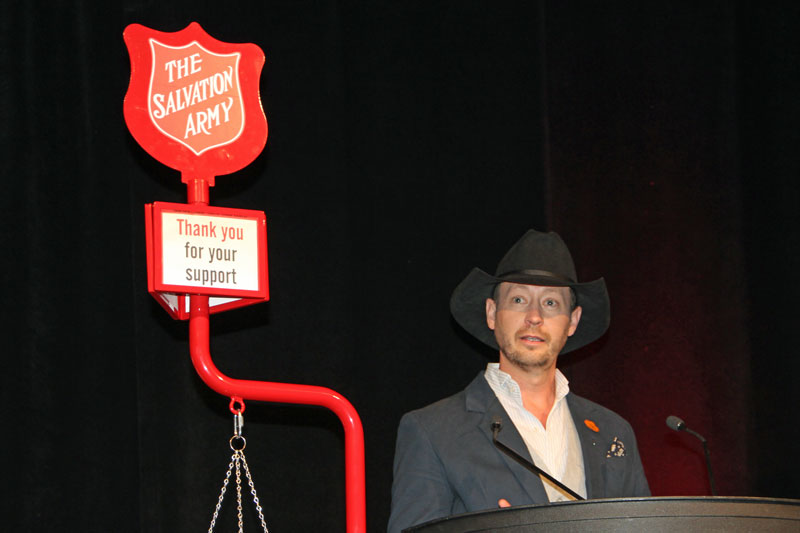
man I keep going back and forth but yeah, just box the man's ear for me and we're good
[568,305,583,336]
[486,298,497,330]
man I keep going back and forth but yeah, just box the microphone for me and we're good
[491,419,584,501]
[665,415,685,432]
[666,415,717,496]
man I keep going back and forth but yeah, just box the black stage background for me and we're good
[3,2,798,531]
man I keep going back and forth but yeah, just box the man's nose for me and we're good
[525,304,543,325]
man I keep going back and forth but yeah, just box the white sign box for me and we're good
[146,202,268,316]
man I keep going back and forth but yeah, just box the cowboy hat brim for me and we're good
[449,268,610,354]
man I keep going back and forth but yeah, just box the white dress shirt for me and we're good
[484,363,587,501]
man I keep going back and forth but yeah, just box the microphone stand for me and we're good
[684,427,718,496]
[667,415,718,496]
[492,421,584,501]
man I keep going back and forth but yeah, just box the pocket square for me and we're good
[606,436,626,458]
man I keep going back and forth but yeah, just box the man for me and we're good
[388,230,650,532]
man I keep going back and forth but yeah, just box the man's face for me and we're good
[486,282,582,372]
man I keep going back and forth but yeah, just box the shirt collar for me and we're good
[484,362,571,406]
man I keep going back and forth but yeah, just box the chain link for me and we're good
[241,452,269,530]
[208,457,235,533]
[236,453,244,533]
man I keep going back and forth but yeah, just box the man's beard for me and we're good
[498,335,556,372]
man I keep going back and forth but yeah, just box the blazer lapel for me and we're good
[567,393,605,499]
[465,373,549,505]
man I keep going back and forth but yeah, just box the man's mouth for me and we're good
[520,334,545,343]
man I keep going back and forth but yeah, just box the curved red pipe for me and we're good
[184,179,366,532]
[189,295,367,532]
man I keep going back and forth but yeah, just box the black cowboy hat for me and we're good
[449,230,610,354]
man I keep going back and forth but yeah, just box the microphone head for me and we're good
[666,415,686,431]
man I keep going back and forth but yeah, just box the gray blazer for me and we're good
[388,372,650,532]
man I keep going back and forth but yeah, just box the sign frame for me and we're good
[145,201,269,320]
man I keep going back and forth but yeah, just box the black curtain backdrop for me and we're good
[2,1,798,532]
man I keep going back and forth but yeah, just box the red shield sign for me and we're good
[124,23,267,185]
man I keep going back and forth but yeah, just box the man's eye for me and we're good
[544,299,558,307]
[512,296,524,304]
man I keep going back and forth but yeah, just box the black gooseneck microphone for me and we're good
[666,415,718,496]
[491,419,584,501]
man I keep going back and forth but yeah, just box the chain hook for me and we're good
[229,396,246,415]
[230,397,246,448]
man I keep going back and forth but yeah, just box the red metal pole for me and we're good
[185,177,367,533]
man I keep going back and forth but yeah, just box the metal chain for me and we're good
[208,455,235,533]
[236,452,244,533]
[241,452,269,531]
[207,406,270,533]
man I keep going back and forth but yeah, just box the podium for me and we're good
[406,497,800,532]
